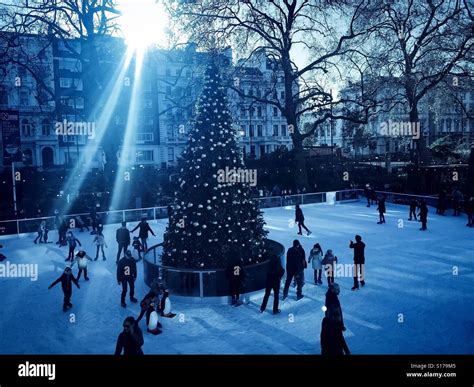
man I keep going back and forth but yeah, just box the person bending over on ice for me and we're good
[295,204,311,236]
[117,250,138,307]
[225,259,246,306]
[137,291,162,334]
[71,250,93,282]
[115,317,144,355]
[320,304,350,356]
[48,266,80,311]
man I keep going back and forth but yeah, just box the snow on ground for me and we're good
[0,201,473,354]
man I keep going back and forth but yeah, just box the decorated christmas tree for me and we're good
[162,62,268,269]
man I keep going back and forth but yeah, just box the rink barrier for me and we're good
[143,239,285,303]
[0,189,363,237]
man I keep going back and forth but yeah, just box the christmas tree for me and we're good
[162,62,268,269]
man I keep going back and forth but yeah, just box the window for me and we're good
[41,119,51,136]
[260,145,265,157]
[59,78,72,88]
[273,107,278,117]
[273,125,279,136]
[240,108,246,117]
[73,79,83,91]
[257,106,262,117]
[257,125,263,137]
[167,147,174,162]
[250,145,255,157]
[281,124,286,137]
[21,119,32,137]
[20,91,29,106]
[75,97,84,109]
[250,107,255,117]
[135,133,154,142]
[249,125,254,137]
[136,150,154,162]
[58,59,82,72]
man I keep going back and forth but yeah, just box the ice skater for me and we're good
[349,235,365,290]
[34,220,46,244]
[377,197,386,224]
[322,249,337,286]
[117,250,138,307]
[282,240,306,300]
[132,237,143,261]
[364,184,372,207]
[408,198,418,221]
[320,304,350,355]
[260,254,285,314]
[308,243,323,285]
[116,222,130,263]
[225,259,246,306]
[295,204,311,235]
[419,200,428,231]
[93,230,108,261]
[48,266,80,311]
[465,196,474,227]
[115,317,144,355]
[132,217,155,252]
[71,250,93,282]
[325,283,345,331]
[66,231,82,261]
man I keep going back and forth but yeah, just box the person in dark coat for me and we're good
[325,283,345,331]
[260,254,285,314]
[57,217,69,246]
[437,189,447,215]
[370,187,377,205]
[408,198,418,221]
[116,222,131,263]
[115,317,144,355]
[48,266,80,311]
[225,260,246,306]
[283,240,306,300]
[136,291,162,333]
[65,231,81,262]
[377,197,386,224]
[349,235,365,290]
[132,218,155,251]
[320,304,350,356]
[419,200,428,231]
[452,188,463,216]
[295,205,311,236]
[465,196,474,227]
[117,250,138,307]
[132,237,144,261]
[364,184,372,207]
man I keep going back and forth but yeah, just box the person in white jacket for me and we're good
[93,231,108,261]
[71,250,93,281]
[308,243,324,285]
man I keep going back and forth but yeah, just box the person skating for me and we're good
[132,237,143,261]
[116,222,131,263]
[157,289,176,318]
[93,230,108,261]
[437,189,447,215]
[114,317,144,355]
[65,231,82,261]
[295,205,311,236]
[57,217,69,246]
[322,249,337,286]
[325,283,345,331]
[136,291,162,334]
[48,266,80,311]
[308,243,324,285]
[75,215,89,232]
[260,254,285,314]
[34,220,46,244]
[282,240,306,300]
[131,217,155,251]
[225,259,246,306]
[465,196,474,227]
[71,250,93,282]
[452,188,463,216]
[377,197,386,224]
[43,227,50,243]
[320,304,350,355]
[117,250,138,307]
[349,235,365,290]
[364,184,372,207]
[419,200,429,231]
[408,198,418,221]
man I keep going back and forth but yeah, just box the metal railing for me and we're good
[0,189,362,237]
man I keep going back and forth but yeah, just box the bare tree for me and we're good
[167,0,386,189]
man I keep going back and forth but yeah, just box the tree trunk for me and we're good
[410,106,427,166]
[293,135,309,191]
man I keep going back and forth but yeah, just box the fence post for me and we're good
[154,207,156,221]
[199,272,204,298]
[16,220,20,238]
[122,211,125,222]
[301,194,304,205]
